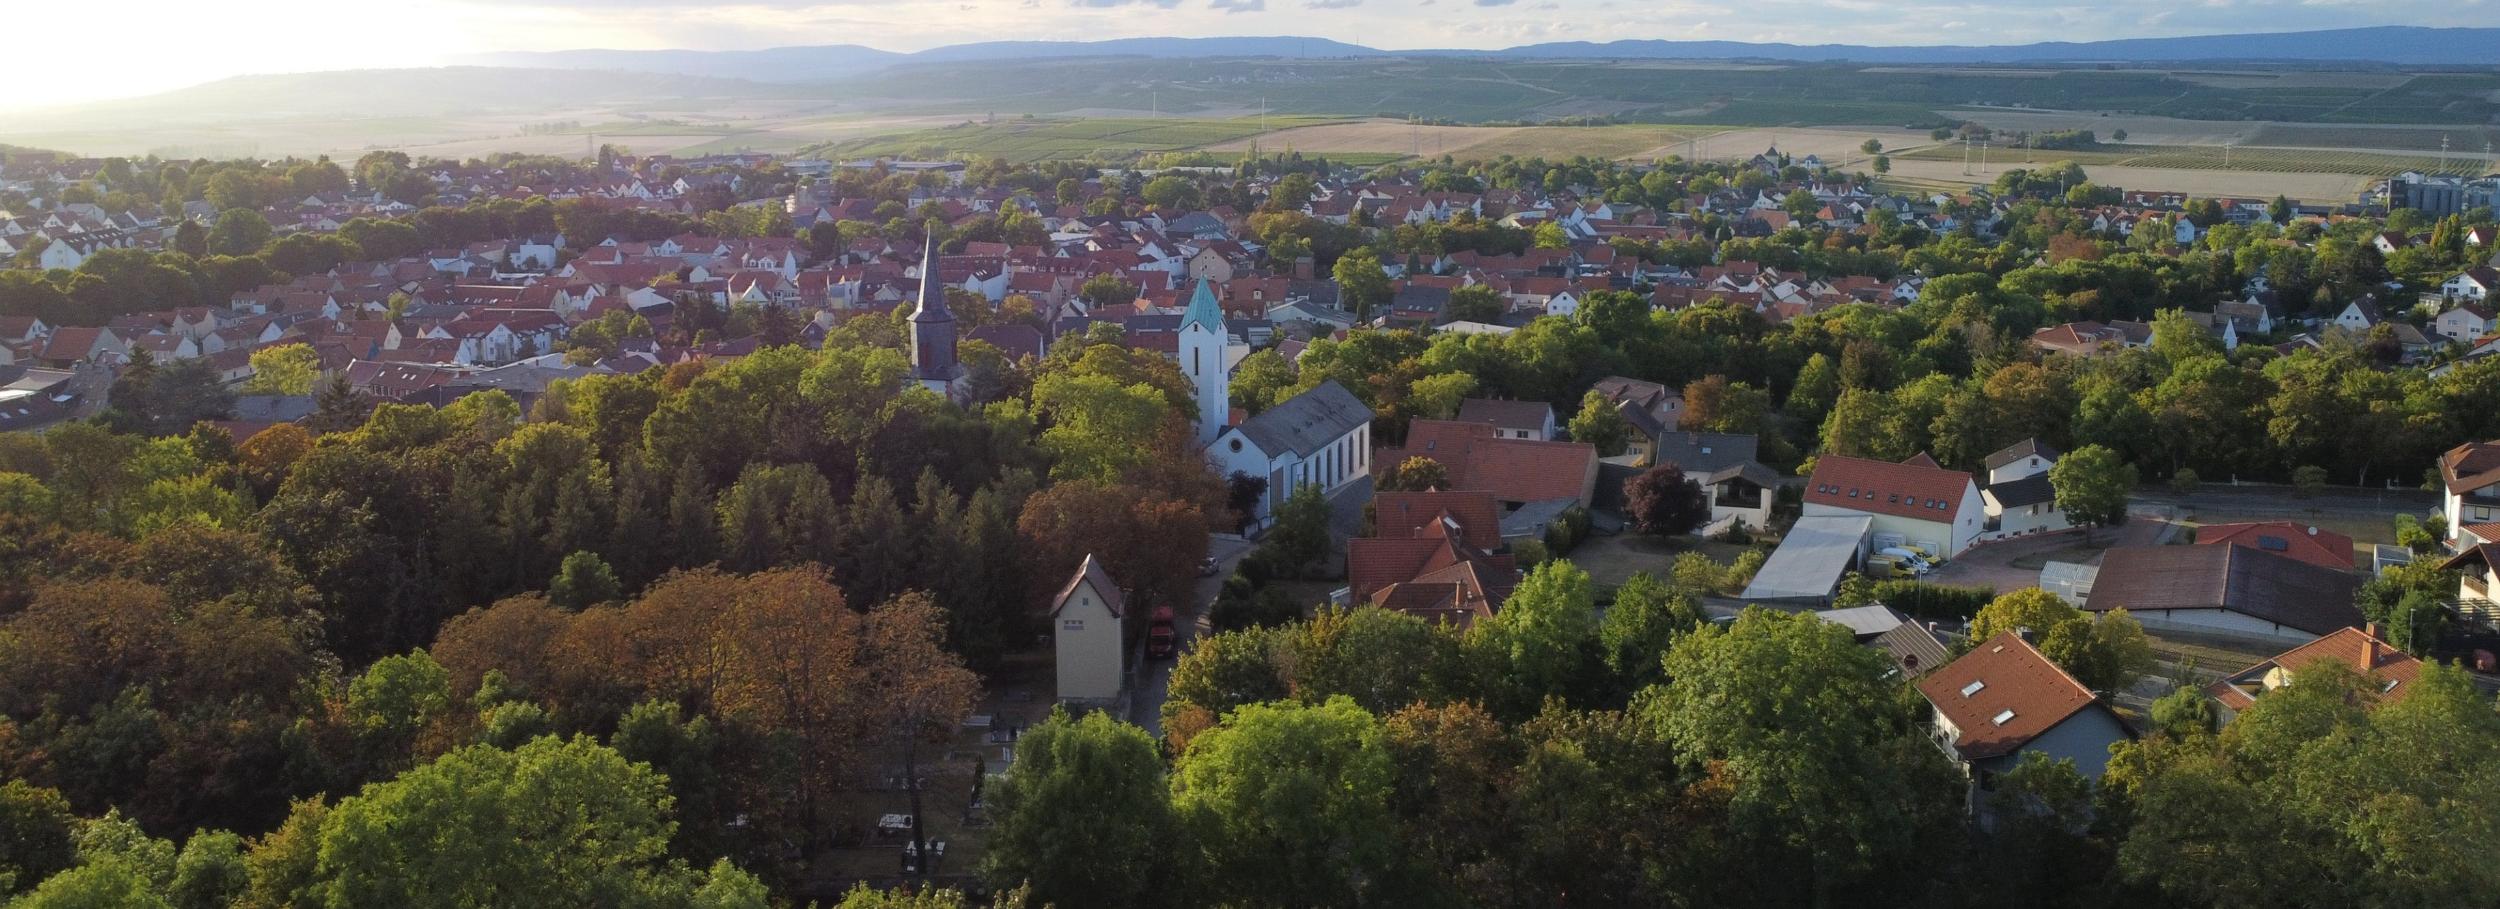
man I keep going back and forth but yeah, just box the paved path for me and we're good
[1130,534,1254,739]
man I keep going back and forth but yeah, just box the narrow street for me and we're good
[1130,533,1254,739]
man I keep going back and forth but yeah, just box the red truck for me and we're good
[1147,606,1178,659]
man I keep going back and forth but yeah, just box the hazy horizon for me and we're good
[13,0,2497,112]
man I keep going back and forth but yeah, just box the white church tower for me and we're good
[1180,278,1229,445]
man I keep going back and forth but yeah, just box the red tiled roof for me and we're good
[2204,626,2423,712]
[2195,521,2356,571]
[1804,454,1973,522]
[1387,420,1596,504]
[1371,490,1504,550]
[1917,632,2104,761]
[2440,441,2500,494]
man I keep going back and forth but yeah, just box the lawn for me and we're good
[1567,531,1758,590]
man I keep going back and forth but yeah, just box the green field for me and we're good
[1897,142,2488,177]
[2242,124,2500,154]
[812,116,1340,162]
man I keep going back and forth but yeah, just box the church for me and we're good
[1187,278,1375,527]
[908,240,970,401]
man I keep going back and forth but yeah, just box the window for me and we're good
[1991,709,2017,725]
[1888,494,1899,503]
[1061,619,1084,631]
[1960,680,1985,697]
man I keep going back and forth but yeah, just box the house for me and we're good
[2437,440,2500,548]
[2443,266,2500,303]
[2204,625,2422,724]
[2435,302,2496,343]
[1802,454,1986,558]
[1978,439,2069,538]
[1590,376,1681,433]
[1047,555,1126,704]
[2331,297,2383,332]
[1347,489,1520,627]
[2440,542,2500,617]
[1813,604,1950,677]
[1386,420,1602,510]
[2029,321,2146,358]
[1649,431,1777,533]
[1453,398,1556,441]
[1918,632,2132,788]
[2086,544,2364,644]
[35,326,127,368]
[2195,521,2356,572]
[1209,380,1375,527]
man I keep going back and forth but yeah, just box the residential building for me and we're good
[1453,398,1556,441]
[2437,440,2500,548]
[1977,439,2069,538]
[1649,431,1777,533]
[1918,632,2132,789]
[2086,544,2364,644]
[2204,625,2422,724]
[1802,454,1986,558]
[1814,604,1950,677]
[1047,555,1126,704]
[1386,419,1601,509]
[2434,302,2496,343]
[1347,489,1519,627]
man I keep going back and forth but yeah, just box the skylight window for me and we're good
[1960,680,1985,697]
[1992,709,2017,725]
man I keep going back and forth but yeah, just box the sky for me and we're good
[8,0,2490,110]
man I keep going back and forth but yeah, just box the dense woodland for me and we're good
[2,148,2499,906]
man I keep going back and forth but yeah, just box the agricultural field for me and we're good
[1895,142,2492,178]
[2241,124,2500,155]
[811,116,1339,163]
[1200,120,1728,162]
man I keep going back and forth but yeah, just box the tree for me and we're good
[1265,482,1331,576]
[1651,609,1964,906]
[241,344,321,395]
[1171,697,1399,908]
[1378,456,1449,493]
[1159,628,1287,749]
[2048,443,2133,542]
[1565,391,1632,456]
[2292,464,2326,497]
[205,209,271,257]
[1332,248,1391,321]
[1445,285,1505,323]
[1860,139,1883,155]
[1872,154,1890,174]
[1470,559,1599,714]
[1598,572,1703,693]
[274,736,764,907]
[546,550,620,610]
[0,780,77,896]
[985,710,1178,908]
[2168,467,2199,498]
[1623,464,1710,536]
[1078,273,1138,309]
[2111,128,2128,142]
[1969,588,2153,693]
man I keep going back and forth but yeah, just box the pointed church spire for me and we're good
[910,231,957,382]
[912,236,951,323]
[1182,277,1223,334]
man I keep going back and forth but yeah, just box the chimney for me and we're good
[2365,621,2389,643]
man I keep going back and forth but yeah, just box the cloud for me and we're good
[1305,0,1361,7]
[1210,0,1265,10]
[1473,0,1515,6]
[1068,0,1181,7]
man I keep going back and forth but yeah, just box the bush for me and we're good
[1512,538,1550,569]
[2292,465,2327,498]
[1543,506,1592,555]
[1869,580,1996,621]
[1210,585,1301,632]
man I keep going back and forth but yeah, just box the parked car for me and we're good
[1198,556,1219,577]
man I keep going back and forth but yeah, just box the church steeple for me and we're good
[1180,277,1229,445]
[909,238,956,381]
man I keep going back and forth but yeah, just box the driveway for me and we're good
[1925,507,2178,594]
[1129,533,1254,739]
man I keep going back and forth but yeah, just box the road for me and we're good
[1130,534,1254,739]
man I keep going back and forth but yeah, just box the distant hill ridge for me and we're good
[460,27,2500,78]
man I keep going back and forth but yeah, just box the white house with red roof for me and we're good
[2439,440,2500,548]
[1803,453,1986,557]
[1047,554,1126,704]
[1918,631,2131,789]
